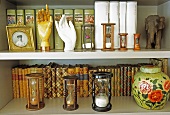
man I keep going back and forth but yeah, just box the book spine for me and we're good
[127,65,132,96]
[16,9,25,25]
[49,9,54,50]
[119,65,124,96]
[42,65,48,98]
[12,67,17,98]
[74,9,84,50]
[67,65,75,75]
[110,1,120,48]
[37,64,45,101]
[84,9,94,24]
[94,1,109,49]
[25,9,36,48]
[61,65,68,97]
[88,69,93,96]
[64,9,74,22]
[126,1,137,48]
[75,64,80,97]
[51,64,57,98]
[79,65,84,97]
[35,9,41,49]
[111,67,115,96]
[123,65,127,96]
[56,65,62,98]
[15,67,20,98]
[83,65,89,97]
[46,63,53,99]
[18,67,24,98]
[22,67,27,98]
[7,9,16,26]
[119,1,127,33]
[54,9,64,50]
[117,67,121,96]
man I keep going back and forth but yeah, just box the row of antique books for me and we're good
[7,8,94,50]
[12,59,167,99]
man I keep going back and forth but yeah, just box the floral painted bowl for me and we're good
[132,65,170,110]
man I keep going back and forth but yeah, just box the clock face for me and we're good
[12,31,28,47]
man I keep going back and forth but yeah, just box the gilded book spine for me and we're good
[61,65,68,97]
[123,65,127,96]
[110,66,115,96]
[67,65,75,75]
[79,65,84,97]
[127,65,132,96]
[83,65,89,97]
[46,63,53,99]
[51,63,57,98]
[75,64,80,97]
[119,65,124,96]
[12,67,17,98]
[42,65,48,98]
[114,67,117,96]
[22,66,27,98]
[56,65,62,98]
[18,67,23,98]
[37,64,45,101]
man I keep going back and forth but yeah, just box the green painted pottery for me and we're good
[132,65,170,110]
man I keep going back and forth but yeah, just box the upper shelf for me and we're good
[5,0,170,6]
[0,49,170,60]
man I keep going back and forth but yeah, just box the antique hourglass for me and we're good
[101,23,115,51]
[81,24,94,50]
[134,33,141,50]
[92,72,112,112]
[63,76,78,111]
[119,33,128,50]
[26,73,45,110]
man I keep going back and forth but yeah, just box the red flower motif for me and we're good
[148,90,163,102]
[139,81,152,94]
[164,80,170,92]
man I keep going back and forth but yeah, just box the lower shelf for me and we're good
[0,96,170,115]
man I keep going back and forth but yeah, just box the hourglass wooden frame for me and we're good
[92,72,112,112]
[101,23,115,51]
[63,76,79,111]
[134,33,141,50]
[26,73,45,111]
[119,33,128,51]
[81,24,94,50]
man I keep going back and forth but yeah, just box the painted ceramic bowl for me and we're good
[132,65,170,110]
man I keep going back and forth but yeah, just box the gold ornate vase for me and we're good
[132,65,170,110]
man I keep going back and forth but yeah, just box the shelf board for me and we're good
[0,49,170,60]
[0,96,170,115]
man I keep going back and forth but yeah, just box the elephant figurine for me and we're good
[145,15,165,49]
